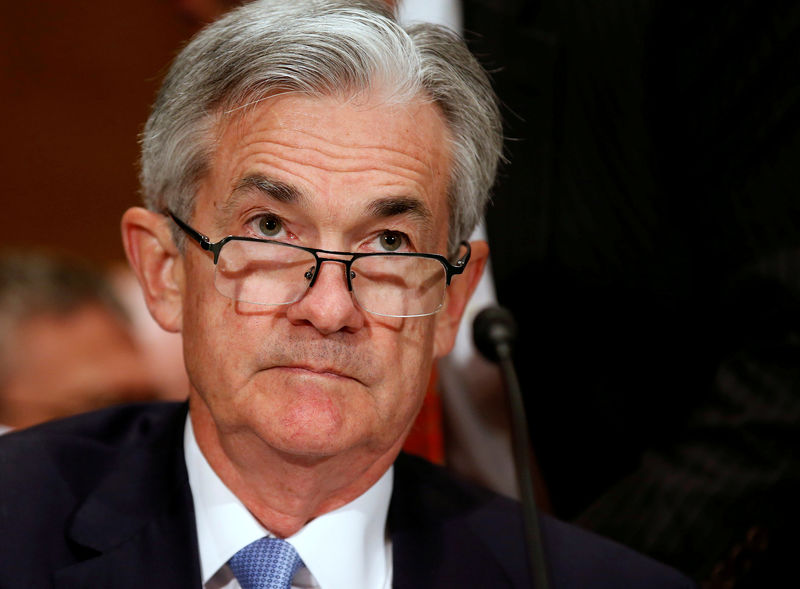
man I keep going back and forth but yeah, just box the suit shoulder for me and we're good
[0,403,186,501]
[392,453,695,588]
[541,515,696,588]
[0,403,190,587]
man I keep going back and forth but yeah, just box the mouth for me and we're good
[256,338,375,386]
[275,364,359,383]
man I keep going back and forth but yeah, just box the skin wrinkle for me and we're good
[227,97,438,184]
[261,126,431,165]
[224,96,435,169]
[236,137,434,196]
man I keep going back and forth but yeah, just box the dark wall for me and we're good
[1,1,196,264]
[464,0,800,582]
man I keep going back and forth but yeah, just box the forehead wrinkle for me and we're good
[270,128,434,177]
[236,137,440,209]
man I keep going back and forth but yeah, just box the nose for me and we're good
[285,258,364,334]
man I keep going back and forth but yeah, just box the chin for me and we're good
[249,401,355,456]
[263,428,370,464]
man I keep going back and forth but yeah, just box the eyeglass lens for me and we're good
[213,240,447,317]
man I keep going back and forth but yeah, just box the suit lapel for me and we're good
[389,453,516,588]
[53,403,202,589]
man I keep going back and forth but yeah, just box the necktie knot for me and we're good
[229,537,304,589]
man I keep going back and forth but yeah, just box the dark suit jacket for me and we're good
[0,402,693,588]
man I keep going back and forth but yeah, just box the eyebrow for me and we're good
[216,174,304,231]
[222,174,433,233]
[367,196,433,227]
[232,175,303,204]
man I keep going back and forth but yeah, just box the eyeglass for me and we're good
[167,212,471,318]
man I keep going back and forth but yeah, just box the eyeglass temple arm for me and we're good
[168,211,215,250]
[445,240,471,284]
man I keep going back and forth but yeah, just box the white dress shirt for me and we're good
[184,418,394,589]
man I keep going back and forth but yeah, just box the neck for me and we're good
[189,394,403,538]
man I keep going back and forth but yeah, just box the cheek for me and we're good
[181,279,250,398]
[431,299,460,358]
[376,317,438,411]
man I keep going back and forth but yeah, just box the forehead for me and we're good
[198,92,453,246]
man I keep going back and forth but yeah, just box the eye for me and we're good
[378,231,405,252]
[257,215,283,238]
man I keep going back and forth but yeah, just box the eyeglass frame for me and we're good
[166,211,471,316]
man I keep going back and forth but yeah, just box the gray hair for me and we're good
[140,0,502,253]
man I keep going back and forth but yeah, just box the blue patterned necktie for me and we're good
[228,537,304,589]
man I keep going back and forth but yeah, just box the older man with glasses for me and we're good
[0,2,695,587]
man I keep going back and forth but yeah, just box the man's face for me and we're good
[178,93,460,459]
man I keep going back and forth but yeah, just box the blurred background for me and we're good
[0,1,211,263]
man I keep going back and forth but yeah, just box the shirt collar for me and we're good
[184,416,393,589]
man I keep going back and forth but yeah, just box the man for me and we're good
[0,1,694,587]
[0,251,155,431]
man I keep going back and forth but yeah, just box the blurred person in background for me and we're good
[0,251,157,431]
[110,265,190,401]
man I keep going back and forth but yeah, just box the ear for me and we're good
[121,207,184,333]
[433,240,489,358]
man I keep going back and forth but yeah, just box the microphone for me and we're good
[473,305,517,362]
[473,306,549,589]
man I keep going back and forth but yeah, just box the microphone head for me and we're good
[473,305,517,362]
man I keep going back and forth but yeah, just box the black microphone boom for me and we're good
[473,305,549,589]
